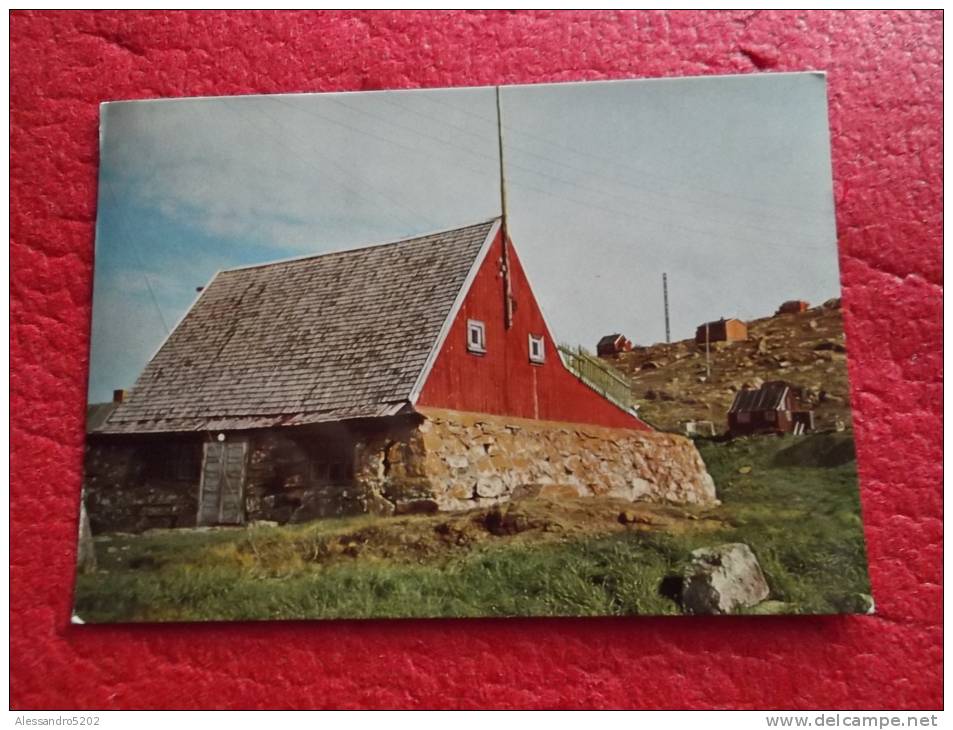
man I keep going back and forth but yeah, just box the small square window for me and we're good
[467,320,486,354]
[528,334,545,364]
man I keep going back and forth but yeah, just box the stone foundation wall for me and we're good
[86,410,716,531]
[243,423,417,523]
[83,437,199,532]
[84,421,423,532]
[356,408,718,514]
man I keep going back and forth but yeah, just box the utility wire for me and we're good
[324,94,833,251]
[99,179,171,335]
[264,94,834,256]
[418,94,830,218]
[382,93,822,231]
[225,98,427,233]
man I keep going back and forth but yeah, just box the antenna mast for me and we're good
[663,272,671,343]
[496,85,514,329]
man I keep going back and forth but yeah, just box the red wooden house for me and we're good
[695,318,748,345]
[776,300,810,315]
[85,219,684,531]
[596,333,634,357]
[727,381,814,436]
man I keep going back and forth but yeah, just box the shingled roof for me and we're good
[98,219,499,433]
[728,381,791,413]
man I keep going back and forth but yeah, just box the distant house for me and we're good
[85,219,694,533]
[776,300,810,315]
[596,333,633,356]
[695,318,748,345]
[727,381,814,436]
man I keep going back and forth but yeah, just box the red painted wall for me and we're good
[417,229,650,431]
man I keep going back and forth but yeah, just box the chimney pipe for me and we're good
[112,389,126,403]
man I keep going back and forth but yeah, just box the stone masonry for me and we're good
[85,409,717,532]
[355,408,718,514]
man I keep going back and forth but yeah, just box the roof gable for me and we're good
[729,381,790,413]
[99,219,498,433]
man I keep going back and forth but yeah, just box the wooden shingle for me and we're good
[99,220,497,433]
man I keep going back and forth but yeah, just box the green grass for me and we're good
[694,432,870,613]
[74,431,871,622]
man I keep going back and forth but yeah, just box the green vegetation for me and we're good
[74,431,870,622]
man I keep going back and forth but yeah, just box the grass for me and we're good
[74,431,871,622]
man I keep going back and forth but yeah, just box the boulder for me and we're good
[681,543,770,615]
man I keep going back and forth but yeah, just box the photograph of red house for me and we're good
[85,218,714,534]
[75,74,869,624]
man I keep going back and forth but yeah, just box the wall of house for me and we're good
[696,322,726,343]
[725,320,748,341]
[86,410,716,532]
[83,435,202,533]
[728,408,795,435]
[417,231,649,431]
[84,420,424,532]
[696,320,747,344]
[242,420,419,523]
[357,408,717,514]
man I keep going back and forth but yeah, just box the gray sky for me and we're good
[90,72,840,403]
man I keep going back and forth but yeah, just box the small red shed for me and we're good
[776,300,810,315]
[695,318,748,345]
[596,333,633,357]
[727,381,814,436]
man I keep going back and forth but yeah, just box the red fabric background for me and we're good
[10,10,942,709]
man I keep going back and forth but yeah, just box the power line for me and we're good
[505,171,835,256]
[419,94,829,218]
[326,94,833,249]
[267,95,498,178]
[263,94,835,256]
[98,179,171,335]
[386,93,827,234]
[225,98,427,232]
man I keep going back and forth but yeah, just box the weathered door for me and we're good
[198,440,247,525]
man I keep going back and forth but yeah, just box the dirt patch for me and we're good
[235,497,726,567]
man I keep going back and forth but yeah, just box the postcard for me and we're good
[75,73,871,622]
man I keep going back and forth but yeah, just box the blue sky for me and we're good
[89,73,840,403]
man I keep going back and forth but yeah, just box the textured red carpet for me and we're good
[10,10,942,709]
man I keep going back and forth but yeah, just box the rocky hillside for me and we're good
[600,299,852,434]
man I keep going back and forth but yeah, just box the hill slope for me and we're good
[600,300,852,434]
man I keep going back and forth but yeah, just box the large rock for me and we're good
[681,543,770,614]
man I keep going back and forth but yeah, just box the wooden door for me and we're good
[198,440,247,525]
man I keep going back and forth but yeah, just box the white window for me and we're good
[467,319,486,354]
[528,334,545,364]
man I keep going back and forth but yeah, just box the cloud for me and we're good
[100,93,500,252]
[91,77,842,400]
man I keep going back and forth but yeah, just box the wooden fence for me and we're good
[558,345,635,411]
